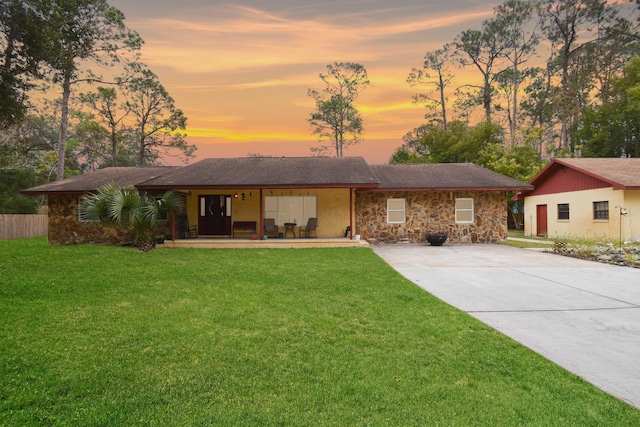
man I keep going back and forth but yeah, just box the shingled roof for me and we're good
[530,158,640,190]
[136,157,379,189]
[22,157,533,195]
[21,167,177,195]
[368,163,533,191]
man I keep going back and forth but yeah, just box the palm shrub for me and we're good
[79,183,185,251]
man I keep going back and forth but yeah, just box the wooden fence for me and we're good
[0,215,48,240]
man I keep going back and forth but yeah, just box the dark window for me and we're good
[557,203,569,220]
[152,197,169,221]
[593,201,609,220]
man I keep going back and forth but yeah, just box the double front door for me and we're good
[199,195,232,236]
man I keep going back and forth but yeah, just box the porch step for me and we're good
[159,238,368,249]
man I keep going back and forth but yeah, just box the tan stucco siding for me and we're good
[623,190,640,242]
[523,188,640,241]
[356,190,508,244]
[316,188,351,237]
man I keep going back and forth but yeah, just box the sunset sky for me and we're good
[110,0,499,165]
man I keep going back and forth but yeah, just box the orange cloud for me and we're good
[132,5,493,73]
[113,1,495,164]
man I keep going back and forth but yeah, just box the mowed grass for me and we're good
[1,239,639,426]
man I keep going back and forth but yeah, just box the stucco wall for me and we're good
[523,188,640,241]
[624,190,640,241]
[47,194,135,245]
[356,191,508,244]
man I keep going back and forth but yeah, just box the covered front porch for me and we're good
[159,237,368,249]
[178,186,357,240]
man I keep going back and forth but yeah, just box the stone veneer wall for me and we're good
[48,194,135,245]
[356,190,508,244]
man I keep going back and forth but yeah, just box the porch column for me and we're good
[259,188,264,240]
[349,187,354,240]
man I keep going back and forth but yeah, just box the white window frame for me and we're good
[76,203,90,222]
[455,198,474,224]
[387,198,406,224]
[264,196,317,227]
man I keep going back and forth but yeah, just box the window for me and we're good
[264,196,317,226]
[593,201,609,220]
[154,196,169,221]
[557,203,570,220]
[455,198,474,223]
[76,203,90,222]
[387,199,406,224]
[76,197,93,223]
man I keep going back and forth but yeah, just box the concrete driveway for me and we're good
[372,243,640,409]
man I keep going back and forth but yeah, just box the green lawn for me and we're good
[1,238,639,426]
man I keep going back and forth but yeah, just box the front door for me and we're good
[536,204,548,237]
[199,195,232,236]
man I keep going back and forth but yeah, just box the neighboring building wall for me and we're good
[523,187,639,240]
[47,194,134,245]
[532,164,609,194]
[356,191,508,243]
[624,190,640,242]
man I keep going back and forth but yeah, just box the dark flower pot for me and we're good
[425,232,448,246]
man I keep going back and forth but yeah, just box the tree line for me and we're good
[308,0,640,184]
[0,0,194,198]
[4,1,640,213]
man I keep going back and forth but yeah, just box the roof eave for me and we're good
[20,189,87,196]
[529,160,557,185]
[360,186,533,192]
[136,183,380,190]
[612,184,640,190]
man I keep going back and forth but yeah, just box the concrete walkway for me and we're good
[371,243,640,409]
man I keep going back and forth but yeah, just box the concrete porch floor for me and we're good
[158,237,368,249]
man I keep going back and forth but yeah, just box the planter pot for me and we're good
[425,232,448,246]
[250,233,259,240]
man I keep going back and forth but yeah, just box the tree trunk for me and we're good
[137,134,146,166]
[483,75,492,121]
[511,45,518,145]
[559,40,572,150]
[559,121,568,152]
[111,127,117,167]
[337,116,344,157]
[56,74,71,181]
[439,73,448,131]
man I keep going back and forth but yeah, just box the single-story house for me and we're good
[22,156,532,245]
[521,157,640,241]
